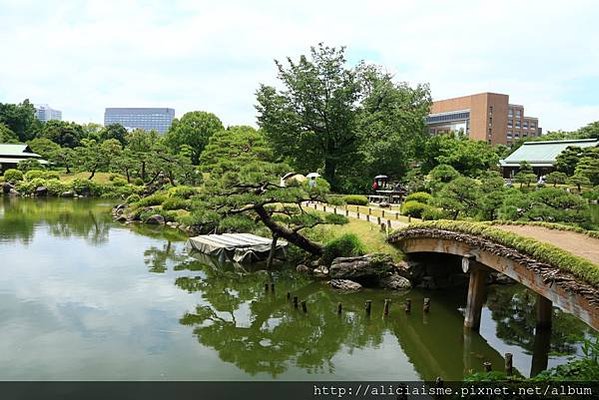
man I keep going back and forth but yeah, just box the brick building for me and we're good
[426,92,542,145]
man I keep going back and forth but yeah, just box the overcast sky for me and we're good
[1,0,597,131]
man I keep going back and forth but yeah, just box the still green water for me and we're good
[0,198,594,380]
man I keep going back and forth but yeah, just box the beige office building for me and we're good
[426,92,542,145]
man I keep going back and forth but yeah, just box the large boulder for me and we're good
[145,214,165,225]
[35,186,48,197]
[330,279,362,291]
[330,254,396,280]
[379,273,412,290]
[296,264,311,274]
[3,182,14,194]
[61,191,75,198]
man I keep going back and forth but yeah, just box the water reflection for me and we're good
[0,198,595,380]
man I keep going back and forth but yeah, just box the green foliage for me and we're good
[569,171,591,192]
[398,220,599,285]
[199,126,272,173]
[3,169,23,183]
[40,120,85,148]
[342,194,369,205]
[0,122,19,143]
[167,185,197,199]
[162,197,191,211]
[401,200,430,218]
[420,207,447,221]
[71,178,101,196]
[421,134,500,176]
[17,159,43,172]
[44,179,69,196]
[433,176,480,220]
[136,193,168,207]
[545,171,568,187]
[0,99,38,141]
[426,164,459,193]
[322,233,366,266]
[405,191,432,204]
[165,111,223,164]
[498,187,589,223]
[24,169,46,181]
[126,194,141,204]
[110,177,128,187]
[15,177,46,194]
[514,171,537,188]
[99,123,128,145]
[256,43,431,188]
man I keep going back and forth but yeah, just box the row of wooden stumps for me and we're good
[281,293,432,316]
[480,353,514,375]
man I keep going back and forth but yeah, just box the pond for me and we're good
[0,198,595,380]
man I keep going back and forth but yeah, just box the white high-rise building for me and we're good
[35,104,62,122]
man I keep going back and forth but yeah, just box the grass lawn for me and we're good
[343,204,417,224]
[306,215,404,262]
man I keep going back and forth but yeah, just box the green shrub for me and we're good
[218,215,257,232]
[401,200,429,218]
[17,159,42,172]
[126,194,141,204]
[72,178,102,196]
[15,177,46,194]
[24,170,47,181]
[405,191,432,204]
[167,185,197,199]
[3,169,23,183]
[162,197,191,211]
[421,207,447,221]
[178,209,220,232]
[45,179,70,196]
[136,193,168,207]
[110,177,128,187]
[322,233,366,266]
[342,194,368,206]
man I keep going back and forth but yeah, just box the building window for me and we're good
[508,120,513,128]
[515,110,521,118]
[508,109,513,117]
[515,120,521,128]
[530,123,536,129]
[523,121,529,128]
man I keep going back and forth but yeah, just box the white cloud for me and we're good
[0,0,597,130]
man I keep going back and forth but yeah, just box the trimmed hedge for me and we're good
[322,233,366,266]
[3,169,23,183]
[342,195,369,206]
[485,220,599,240]
[401,200,430,218]
[405,191,432,204]
[397,220,599,286]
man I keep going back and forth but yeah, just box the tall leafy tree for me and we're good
[0,122,19,143]
[100,123,128,145]
[0,99,38,142]
[256,44,362,187]
[40,120,85,148]
[165,111,223,164]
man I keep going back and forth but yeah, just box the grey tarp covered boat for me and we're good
[186,233,288,263]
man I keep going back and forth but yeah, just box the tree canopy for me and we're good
[165,111,223,164]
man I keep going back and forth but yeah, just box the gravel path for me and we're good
[496,225,599,265]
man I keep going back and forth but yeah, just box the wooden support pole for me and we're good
[366,214,370,222]
[423,298,431,313]
[404,298,411,313]
[365,300,372,316]
[323,205,326,212]
[301,300,307,313]
[383,299,391,316]
[536,295,553,330]
[337,302,343,315]
[505,353,513,376]
[293,296,299,309]
[464,266,489,331]
[387,219,392,229]
[483,361,492,372]
[408,216,411,223]
[382,210,385,218]
[357,211,360,218]
[345,209,349,217]
[333,207,337,214]
[377,216,381,225]
[286,292,291,300]
[396,212,399,220]
[368,207,372,215]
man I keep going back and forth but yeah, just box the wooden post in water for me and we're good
[293,296,299,309]
[365,300,372,316]
[383,299,391,316]
[337,302,343,315]
[536,295,553,330]
[483,361,492,372]
[404,298,411,313]
[423,298,431,313]
[505,353,513,376]
[464,265,489,331]
[301,300,307,313]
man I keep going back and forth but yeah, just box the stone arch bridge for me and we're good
[389,224,599,332]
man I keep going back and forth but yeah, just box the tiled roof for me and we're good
[500,138,598,167]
